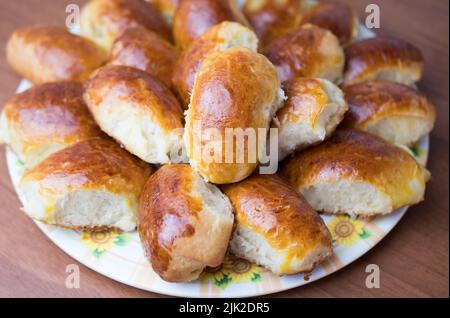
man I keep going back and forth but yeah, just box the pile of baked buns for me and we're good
[0,0,436,283]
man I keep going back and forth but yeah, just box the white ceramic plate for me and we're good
[4,24,431,298]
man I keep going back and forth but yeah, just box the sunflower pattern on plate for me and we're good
[81,231,130,258]
[200,255,263,289]
[327,215,371,246]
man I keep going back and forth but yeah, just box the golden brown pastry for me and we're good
[0,82,104,168]
[341,80,436,146]
[185,47,285,184]
[80,0,171,51]
[6,25,106,84]
[344,37,424,86]
[243,0,305,46]
[300,1,359,46]
[109,27,178,88]
[274,77,348,160]
[265,24,344,83]
[83,65,185,164]
[281,129,430,217]
[173,0,249,50]
[171,21,258,106]
[138,164,234,282]
[18,138,152,232]
[223,174,332,276]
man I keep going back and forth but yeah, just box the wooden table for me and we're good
[0,0,448,298]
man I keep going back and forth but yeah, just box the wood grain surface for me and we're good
[0,0,448,298]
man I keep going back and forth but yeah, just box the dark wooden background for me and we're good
[0,0,448,297]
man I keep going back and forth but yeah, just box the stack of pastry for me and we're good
[0,0,435,283]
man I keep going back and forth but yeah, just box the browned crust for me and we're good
[341,80,436,129]
[171,21,255,106]
[300,1,358,46]
[344,37,424,85]
[171,35,218,106]
[265,24,343,82]
[138,164,201,280]
[173,0,249,50]
[243,0,303,47]
[186,47,280,184]
[280,129,429,204]
[22,138,152,197]
[275,78,329,125]
[82,0,171,43]
[109,27,179,88]
[83,65,184,132]
[6,25,106,84]
[2,82,104,156]
[223,174,332,270]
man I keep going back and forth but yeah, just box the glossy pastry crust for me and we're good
[185,47,283,184]
[243,0,304,46]
[171,21,258,106]
[281,129,430,213]
[6,25,106,84]
[173,0,248,50]
[0,82,104,166]
[21,138,151,197]
[83,65,185,164]
[341,80,436,145]
[344,37,424,86]
[138,164,233,282]
[300,1,359,46]
[139,164,202,282]
[277,78,332,125]
[84,65,184,133]
[274,77,348,158]
[265,24,344,83]
[109,27,179,88]
[223,174,332,275]
[19,138,152,231]
[80,0,171,51]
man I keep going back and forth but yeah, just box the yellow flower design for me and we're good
[81,231,129,258]
[200,264,226,281]
[200,255,262,288]
[327,215,368,246]
[222,256,262,283]
[200,264,232,288]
